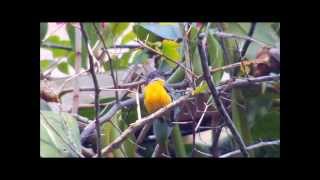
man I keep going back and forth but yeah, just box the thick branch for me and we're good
[198,35,249,157]
[80,23,102,157]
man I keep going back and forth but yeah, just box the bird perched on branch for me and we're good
[143,71,173,157]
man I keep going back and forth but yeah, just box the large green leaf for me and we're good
[40,23,48,42]
[40,111,82,157]
[121,31,137,44]
[112,23,129,38]
[251,111,280,140]
[161,39,181,67]
[139,23,182,40]
[207,33,224,84]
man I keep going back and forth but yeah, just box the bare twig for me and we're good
[198,35,249,157]
[97,93,191,157]
[220,140,280,158]
[93,23,120,104]
[80,23,102,157]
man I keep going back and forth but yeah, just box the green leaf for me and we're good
[207,33,224,84]
[192,81,208,95]
[67,52,76,68]
[40,111,82,157]
[101,111,126,157]
[133,24,161,42]
[161,39,181,67]
[40,59,54,72]
[167,66,185,83]
[112,23,129,37]
[130,50,149,65]
[66,23,75,50]
[251,111,280,140]
[81,39,88,69]
[45,36,71,58]
[121,31,137,44]
[40,23,48,42]
[172,125,187,157]
[82,23,98,47]
[138,23,182,40]
[57,62,69,74]
[232,89,253,147]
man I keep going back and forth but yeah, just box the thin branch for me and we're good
[59,80,145,98]
[97,93,191,156]
[195,103,209,132]
[136,39,198,79]
[219,75,280,92]
[102,45,141,49]
[212,31,269,47]
[198,35,249,157]
[210,57,269,73]
[240,22,257,58]
[80,23,102,158]
[93,23,120,104]
[41,42,73,51]
[220,140,280,158]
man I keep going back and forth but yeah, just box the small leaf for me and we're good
[40,59,54,72]
[192,81,208,95]
[66,23,75,50]
[161,40,181,67]
[121,31,137,44]
[57,62,69,74]
[112,23,129,37]
[130,50,149,65]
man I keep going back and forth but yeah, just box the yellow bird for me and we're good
[143,71,173,157]
[143,77,172,114]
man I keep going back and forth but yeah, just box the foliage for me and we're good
[40,22,280,158]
